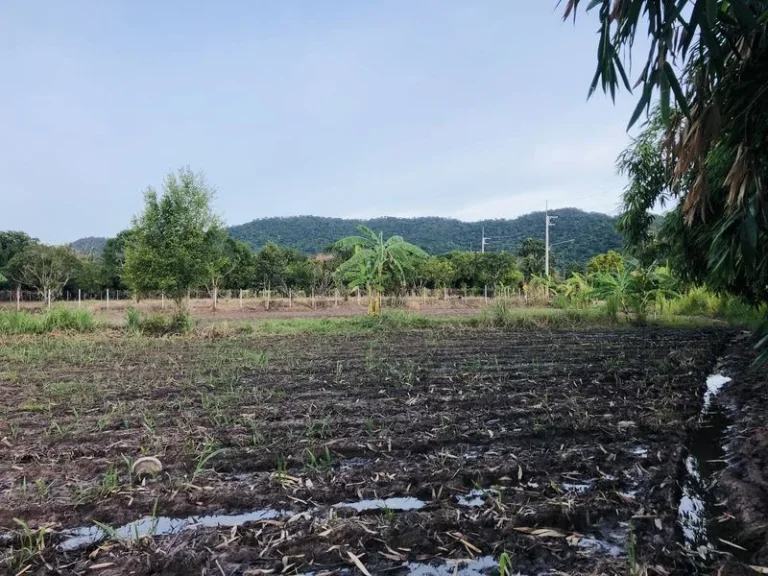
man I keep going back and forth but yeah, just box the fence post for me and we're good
[16,286,20,311]
[78,289,81,309]
[356,287,360,307]
[239,289,243,309]
[289,288,292,308]
[311,287,315,309]
[47,289,52,310]
[106,288,110,309]
[334,289,338,307]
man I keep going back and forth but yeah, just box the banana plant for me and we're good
[335,226,427,315]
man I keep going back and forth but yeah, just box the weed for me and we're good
[93,520,123,544]
[304,446,333,474]
[498,552,513,576]
[35,478,48,499]
[19,401,48,413]
[192,441,224,480]
[100,467,120,496]
[627,525,646,575]
[8,518,48,570]
[141,410,157,433]
[121,454,134,484]
[305,417,334,440]
[126,307,141,332]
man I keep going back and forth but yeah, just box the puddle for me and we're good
[334,497,425,512]
[336,457,371,471]
[573,534,624,557]
[60,508,284,551]
[456,488,497,507]
[677,372,736,557]
[406,556,497,575]
[628,445,649,457]
[562,481,593,493]
[702,374,731,412]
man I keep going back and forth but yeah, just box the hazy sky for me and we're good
[1,1,642,244]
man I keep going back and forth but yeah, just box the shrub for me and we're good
[126,308,141,332]
[671,287,715,317]
[128,311,195,335]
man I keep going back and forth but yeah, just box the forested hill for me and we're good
[70,236,107,256]
[228,209,621,265]
[71,209,622,266]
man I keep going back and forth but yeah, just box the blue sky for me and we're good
[1,1,641,244]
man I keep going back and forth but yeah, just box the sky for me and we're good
[1,1,643,244]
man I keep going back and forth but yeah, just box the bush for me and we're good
[671,287,716,316]
[551,294,571,309]
[0,308,96,335]
[714,296,764,326]
[127,310,194,335]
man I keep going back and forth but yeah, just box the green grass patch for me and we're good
[239,306,726,335]
[0,308,96,335]
[250,311,470,335]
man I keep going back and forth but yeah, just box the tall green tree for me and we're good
[416,257,456,292]
[203,231,245,310]
[477,252,523,291]
[6,244,80,307]
[586,251,625,276]
[336,226,427,315]
[0,231,37,276]
[568,0,768,350]
[101,230,133,292]
[252,242,311,295]
[518,238,550,280]
[224,240,256,291]
[124,167,223,306]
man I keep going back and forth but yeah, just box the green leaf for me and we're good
[627,83,653,130]
[663,62,690,116]
[729,0,759,28]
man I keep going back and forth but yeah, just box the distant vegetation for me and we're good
[71,209,622,268]
[227,210,621,265]
[70,236,107,256]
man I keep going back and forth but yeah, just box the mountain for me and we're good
[70,236,107,256]
[70,209,622,266]
[228,209,622,265]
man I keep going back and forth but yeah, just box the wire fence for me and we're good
[0,285,538,311]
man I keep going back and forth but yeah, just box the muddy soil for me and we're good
[0,328,765,575]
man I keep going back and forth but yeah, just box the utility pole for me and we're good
[544,203,558,278]
[481,227,488,301]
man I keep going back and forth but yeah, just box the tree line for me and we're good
[0,168,580,308]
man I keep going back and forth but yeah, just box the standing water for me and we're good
[678,373,734,556]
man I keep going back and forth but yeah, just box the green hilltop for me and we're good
[71,208,622,266]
